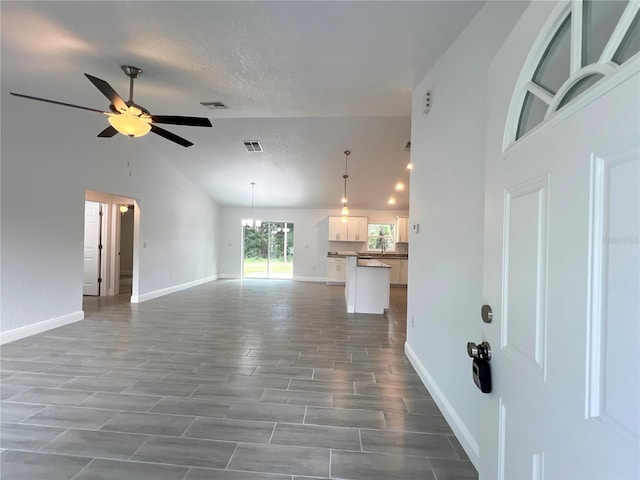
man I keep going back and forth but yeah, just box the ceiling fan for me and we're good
[10,65,212,148]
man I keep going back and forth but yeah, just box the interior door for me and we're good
[480,75,639,478]
[83,201,102,296]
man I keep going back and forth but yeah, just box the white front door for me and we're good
[480,74,639,478]
[83,201,102,296]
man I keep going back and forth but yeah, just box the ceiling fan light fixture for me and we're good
[108,113,151,137]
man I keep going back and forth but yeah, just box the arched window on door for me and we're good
[506,1,639,147]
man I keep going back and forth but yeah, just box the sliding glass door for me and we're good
[243,221,294,279]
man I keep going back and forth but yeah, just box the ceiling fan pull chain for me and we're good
[128,136,132,177]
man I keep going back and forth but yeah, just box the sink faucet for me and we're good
[381,242,386,255]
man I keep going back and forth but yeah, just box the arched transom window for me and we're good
[508,0,640,145]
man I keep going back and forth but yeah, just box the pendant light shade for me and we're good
[340,150,350,220]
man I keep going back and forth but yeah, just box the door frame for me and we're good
[84,190,139,299]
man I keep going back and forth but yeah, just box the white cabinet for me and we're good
[328,216,349,241]
[383,258,408,285]
[327,257,346,283]
[328,216,367,242]
[384,259,401,284]
[400,259,408,285]
[348,217,368,242]
[396,216,409,243]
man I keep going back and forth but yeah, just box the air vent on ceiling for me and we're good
[244,141,263,152]
[200,101,229,110]
[404,142,411,151]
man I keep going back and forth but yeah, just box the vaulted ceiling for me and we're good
[1,1,486,210]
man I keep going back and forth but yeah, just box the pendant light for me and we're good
[241,182,262,228]
[341,150,350,223]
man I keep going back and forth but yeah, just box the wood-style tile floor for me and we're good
[0,280,478,479]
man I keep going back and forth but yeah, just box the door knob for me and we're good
[467,341,492,361]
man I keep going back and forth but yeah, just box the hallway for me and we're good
[1,280,477,479]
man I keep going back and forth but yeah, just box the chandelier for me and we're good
[241,182,262,228]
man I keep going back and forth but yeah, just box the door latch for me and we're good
[467,341,492,361]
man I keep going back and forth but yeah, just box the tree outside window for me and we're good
[368,223,395,252]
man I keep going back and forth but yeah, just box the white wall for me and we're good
[220,208,408,280]
[405,0,530,466]
[1,93,221,338]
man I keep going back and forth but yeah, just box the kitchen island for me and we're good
[345,254,390,314]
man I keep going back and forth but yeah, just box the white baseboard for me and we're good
[218,274,241,279]
[131,275,218,303]
[405,341,480,467]
[292,276,326,282]
[0,311,84,345]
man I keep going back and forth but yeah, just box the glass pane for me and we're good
[557,74,604,110]
[613,10,640,64]
[583,0,628,65]
[243,224,268,278]
[268,222,294,279]
[367,223,395,252]
[516,92,548,139]
[533,15,572,94]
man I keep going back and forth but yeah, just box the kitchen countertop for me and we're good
[328,251,408,259]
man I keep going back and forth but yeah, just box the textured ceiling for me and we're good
[1,1,486,209]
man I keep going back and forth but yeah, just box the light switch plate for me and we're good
[412,223,419,233]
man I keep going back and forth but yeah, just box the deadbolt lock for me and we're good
[481,304,493,323]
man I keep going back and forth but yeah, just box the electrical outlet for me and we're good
[424,90,432,114]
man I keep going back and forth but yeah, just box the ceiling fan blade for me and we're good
[10,93,108,114]
[97,125,118,138]
[84,74,128,112]
[150,124,194,148]
[150,115,212,127]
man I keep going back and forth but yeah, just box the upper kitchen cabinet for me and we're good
[328,216,368,242]
[328,216,349,241]
[396,216,409,243]
[347,217,368,242]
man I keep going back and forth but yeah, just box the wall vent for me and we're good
[200,101,229,110]
[244,141,263,152]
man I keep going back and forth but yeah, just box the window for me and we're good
[509,0,640,144]
[368,223,395,252]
